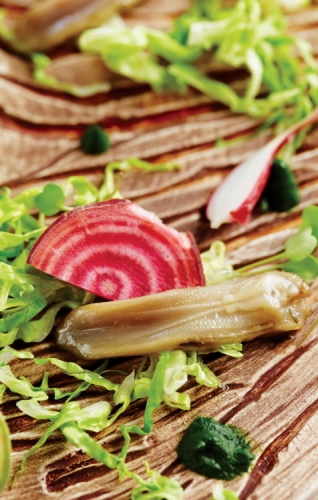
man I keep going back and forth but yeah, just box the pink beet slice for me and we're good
[27,199,205,300]
[206,107,318,228]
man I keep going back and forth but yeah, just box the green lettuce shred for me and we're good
[1,152,317,496]
[72,0,318,136]
[9,356,187,497]
[0,410,11,493]
[211,484,240,500]
[0,344,223,495]
[32,53,111,97]
[201,206,318,283]
[130,461,183,500]
[0,8,14,41]
[0,159,179,349]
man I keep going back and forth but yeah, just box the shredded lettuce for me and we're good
[0,159,179,348]
[0,410,11,493]
[211,484,240,500]
[278,0,310,12]
[0,8,14,41]
[5,350,193,497]
[201,207,318,283]
[37,0,311,137]
[98,158,180,201]
[132,351,221,416]
[0,262,84,348]
[0,344,223,495]
[130,461,183,500]
[201,241,234,284]
[32,53,111,97]
[1,155,317,496]
[13,391,183,497]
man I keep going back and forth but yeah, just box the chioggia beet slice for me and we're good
[27,199,205,300]
[55,271,311,359]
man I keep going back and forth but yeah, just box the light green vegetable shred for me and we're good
[0,149,318,496]
[0,410,11,493]
[32,53,111,97]
[211,484,240,500]
[0,1,317,496]
[25,0,317,147]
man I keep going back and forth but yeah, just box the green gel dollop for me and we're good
[176,416,255,481]
[80,124,111,155]
[262,158,300,212]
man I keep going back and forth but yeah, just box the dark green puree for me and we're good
[80,124,111,155]
[177,417,255,481]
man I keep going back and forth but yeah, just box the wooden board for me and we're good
[1,1,318,499]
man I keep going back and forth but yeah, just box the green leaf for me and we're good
[245,48,264,101]
[146,28,201,62]
[16,300,81,343]
[67,176,99,205]
[0,8,14,41]
[0,365,48,401]
[0,291,46,333]
[168,63,241,110]
[17,399,58,420]
[71,401,113,432]
[130,461,183,500]
[61,421,121,469]
[0,347,119,394]
[80,21,185,93]
[0,228,43,251]
[0,411,11,493]
[185,353,222,388]
[143,351,169,433]
[211,484,239,500]
[13,402,85,485]
[300,205,318,239]
[35,183,66,216]
[284,227,317,261]
[201,241,234,285]
[282,255,318,280]
[32,53,111,97]
[0,384,5,402]
[98,158,179,201]
[218,343,243,358]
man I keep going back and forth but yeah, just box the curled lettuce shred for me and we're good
[201,214,318,282]
[211,484,240,500]
[2,149,317,496]
[0,411,11,493]
[0,160,179,349]
[0,8,14,41]
[0,345,222,495]
[8,351,187,497]
[66,0,318,136]
[32,53,111,97]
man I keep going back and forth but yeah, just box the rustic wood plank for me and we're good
[1,1,318,499]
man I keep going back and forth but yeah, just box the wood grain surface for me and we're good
[1,0,318,499]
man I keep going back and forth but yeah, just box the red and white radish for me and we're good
[27,199,205,300]
[206,107,318,228]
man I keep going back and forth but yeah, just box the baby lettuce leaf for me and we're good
[202,206,318,282]
[0,160,179,348]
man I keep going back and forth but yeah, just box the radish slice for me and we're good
[27,199,205,300]
[206,107,318,228]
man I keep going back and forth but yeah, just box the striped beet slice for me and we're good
[27,199,205,300]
